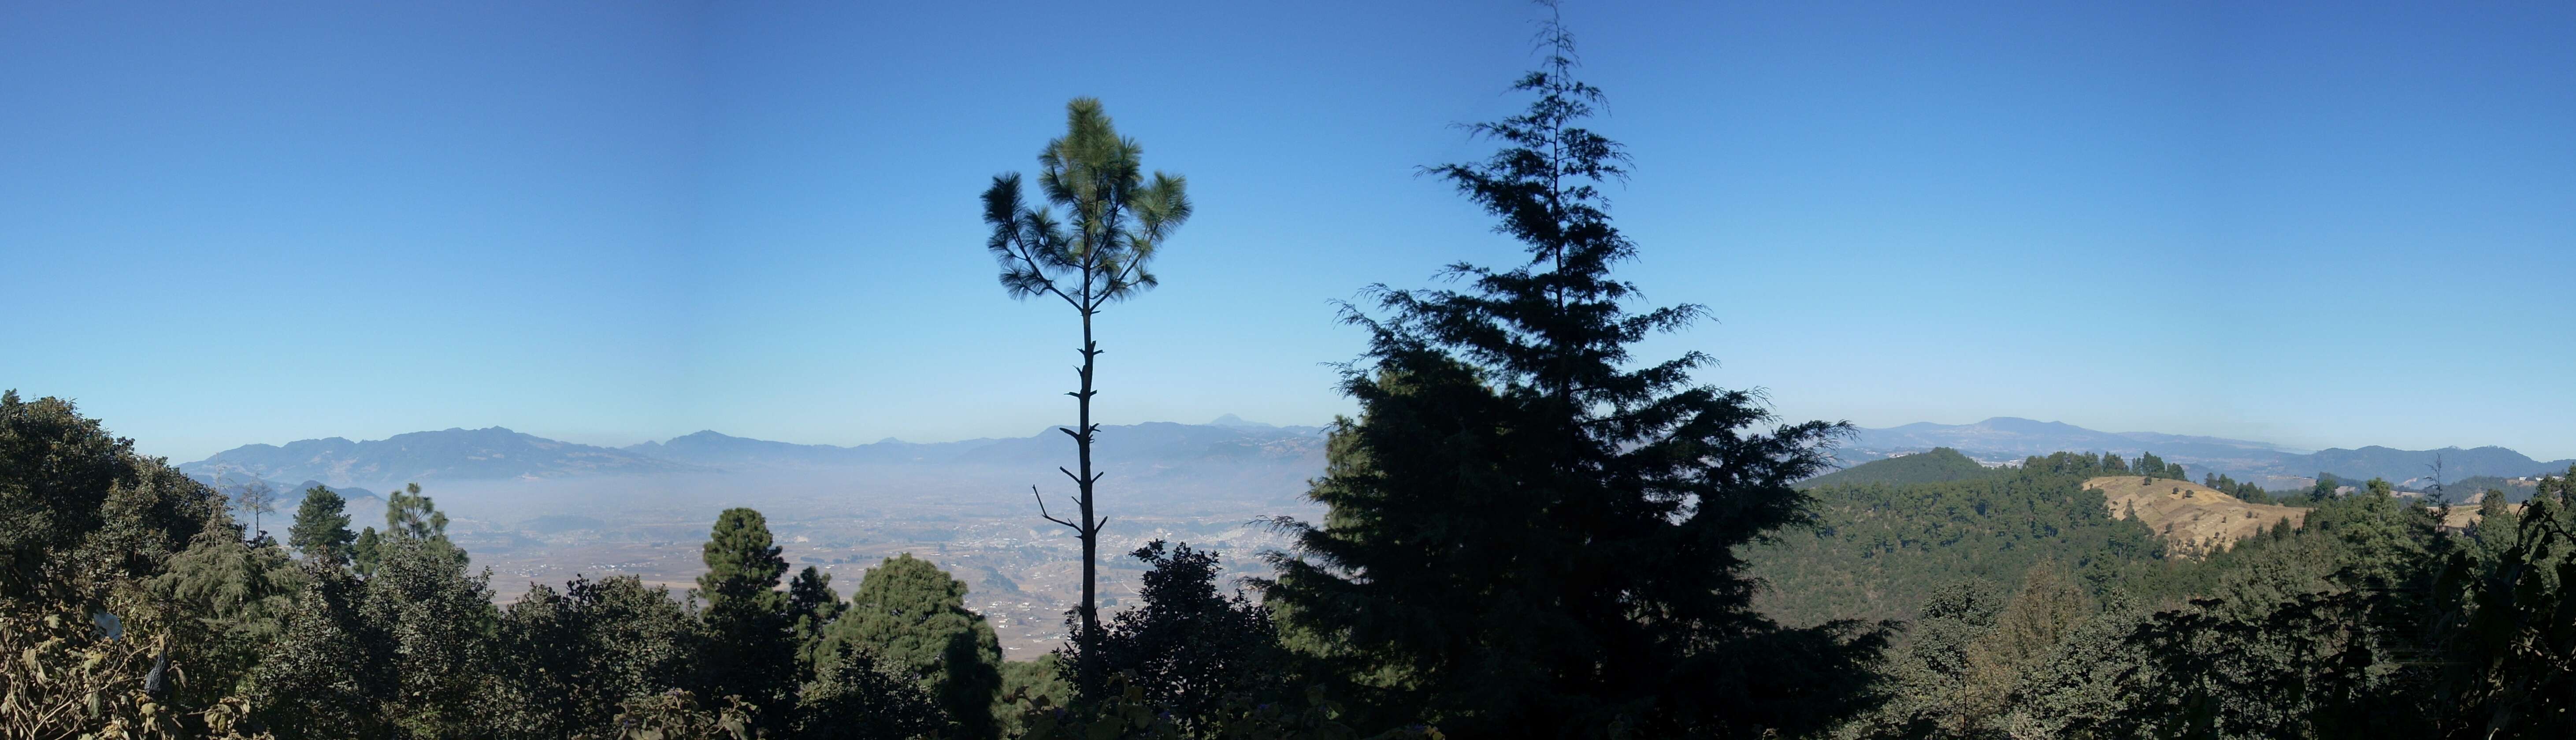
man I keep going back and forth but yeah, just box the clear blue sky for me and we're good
[4,1,2570,463]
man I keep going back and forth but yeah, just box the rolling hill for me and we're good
[1799,448,1995,488]
[2084,476,2307,559]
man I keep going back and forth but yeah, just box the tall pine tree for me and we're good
[979,97,1192,673]
[1257,7,1889,736]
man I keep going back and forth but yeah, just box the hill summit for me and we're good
[1799,448,1993,488]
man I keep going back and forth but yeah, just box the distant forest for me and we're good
[7,10,2575,740]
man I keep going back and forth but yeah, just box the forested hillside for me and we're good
[1800,448,1997,489]
[1753,451,2164,626]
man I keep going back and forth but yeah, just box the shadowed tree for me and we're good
[978,96,1192,671]
[1255,8,1889,736]
[793,642,948,740]
[1075,540,1285,732]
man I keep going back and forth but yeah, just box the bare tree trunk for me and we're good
[1076,309,1099,646]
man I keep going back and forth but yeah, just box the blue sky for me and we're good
[4,1,2570,463]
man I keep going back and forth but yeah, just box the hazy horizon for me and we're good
[137,411,2576,469]
[8,1,2572,463]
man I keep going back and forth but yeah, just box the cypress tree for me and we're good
[1258,9,1889,736]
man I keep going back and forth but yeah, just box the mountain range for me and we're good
[182,415,1329,492]
[181,415,2568,496]
[182,426,703,488]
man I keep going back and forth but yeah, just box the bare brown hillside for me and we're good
[2436,492,2524,530]
[2085,476,2308,559]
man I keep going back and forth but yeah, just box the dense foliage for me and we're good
[1070,541,1288,733]
[1814,462,2576,739]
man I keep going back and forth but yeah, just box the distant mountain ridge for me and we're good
[1848,417,2299,458]
[185,418,1328,489]
[184,426,707,488]
[1843,417,2573,486]
[184,415,2565,495]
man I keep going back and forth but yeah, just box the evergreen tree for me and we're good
[149,526,305,698]
[787,565,845,670]
[822,553,1004,740]
[2478,488,2512,520]
[978,96,1192,663]
[692,507,796,725]
[351,526,383,577]
[287,485,356,567]
[384,482,448,540]
[1257,11,1888,736]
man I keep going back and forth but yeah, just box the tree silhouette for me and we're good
[978,97,1192,670]
[1076,540,1285,731]
[1258,7,1888,735]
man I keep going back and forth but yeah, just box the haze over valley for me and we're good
[179,414,2572,652]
